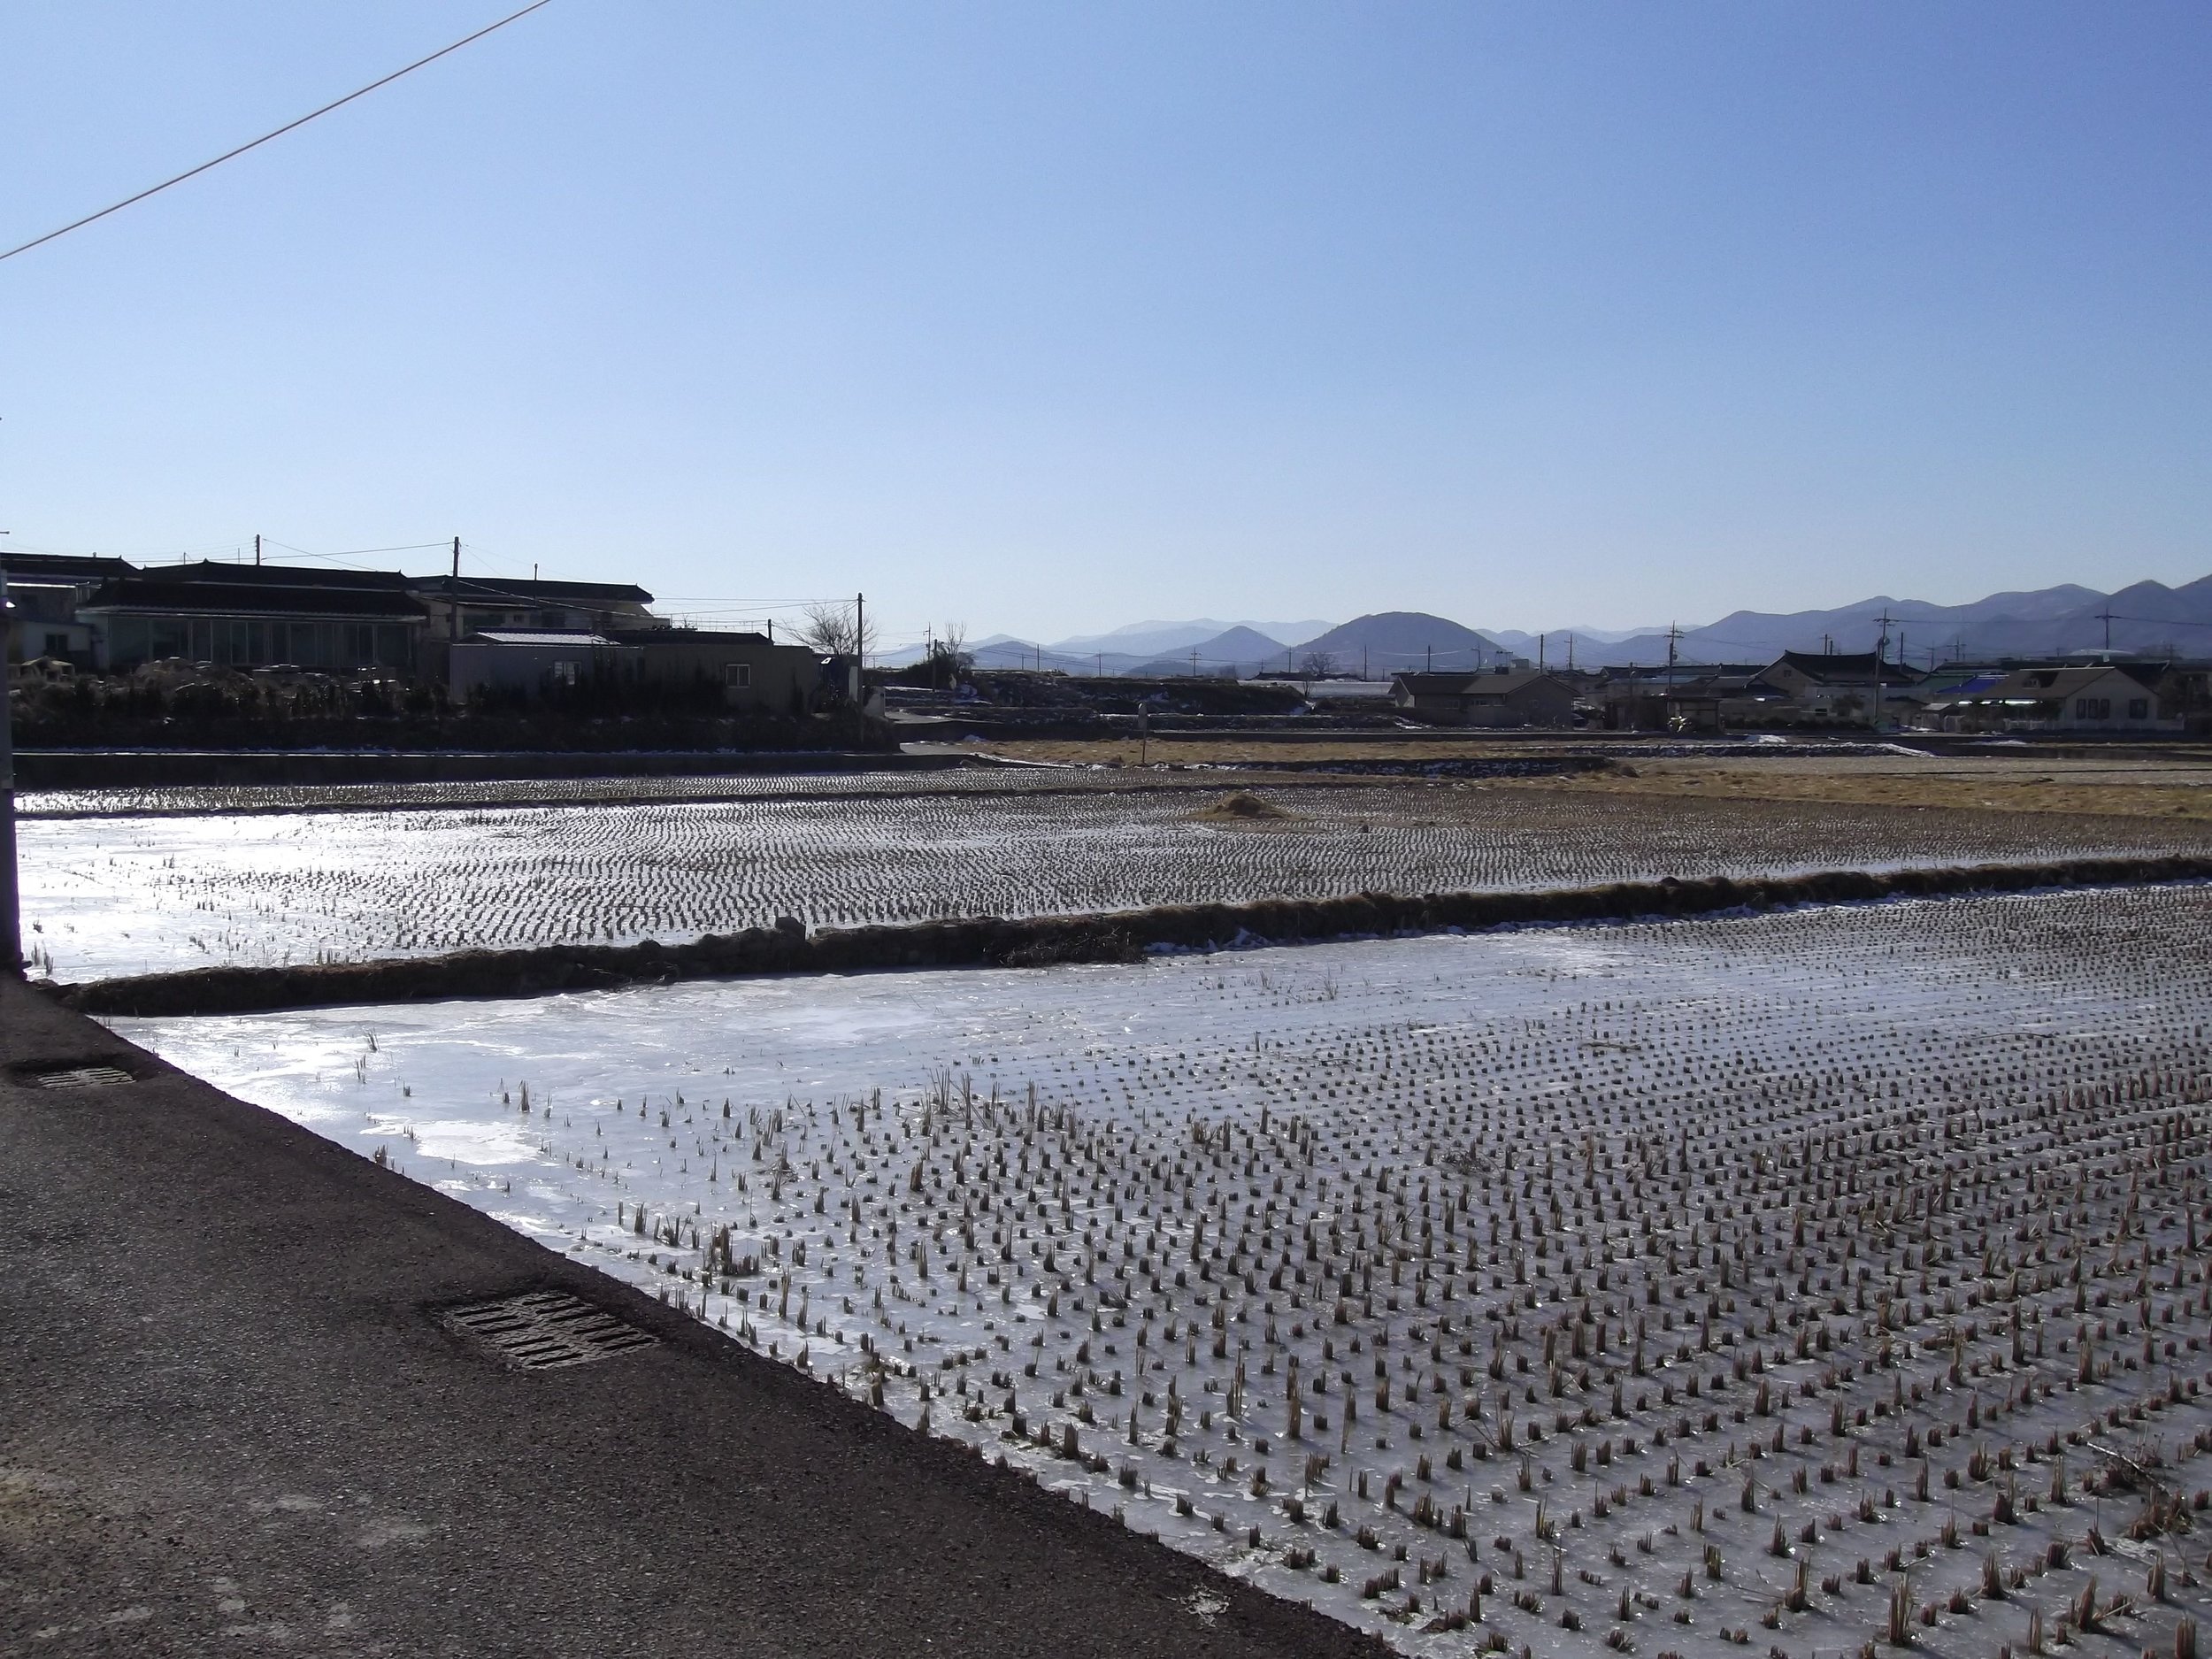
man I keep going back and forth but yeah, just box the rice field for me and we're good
[23,781,2212,982]
[123,885,2212,1658]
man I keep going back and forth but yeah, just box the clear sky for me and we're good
[3,3,2207,651]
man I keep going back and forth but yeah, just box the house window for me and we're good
[550,660,579,687]
[42,632,69,656]
[2071,696,2110,720]
[724,663,752,688]
[2128,698,2149,719]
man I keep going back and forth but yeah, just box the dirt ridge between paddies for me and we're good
[53,853,2212,1018]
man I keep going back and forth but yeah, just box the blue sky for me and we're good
[3,3,2207,651]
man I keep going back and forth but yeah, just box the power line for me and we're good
[0,0,556,265]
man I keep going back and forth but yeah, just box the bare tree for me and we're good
[1299,649,1339,680]
[798,602,873,662]
[929,622,972,688]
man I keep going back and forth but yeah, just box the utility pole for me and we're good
[1538,633,1546,672]
[2099,607,2116,652]
[254,532,262,566]
[853,592,866,702]
[0,560,19,974]
[1425,644,1432,673]
[1666,623,1679,677]
[1872,611,1893,730]
[1191,648,1200,678]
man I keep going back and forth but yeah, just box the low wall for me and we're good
[15,748,959,789]
[54,853,2212,1018]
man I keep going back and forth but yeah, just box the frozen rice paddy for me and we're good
[24,782,2212,981]
[121,886,2212,1658]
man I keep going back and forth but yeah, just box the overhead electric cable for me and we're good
[0,0,555,265]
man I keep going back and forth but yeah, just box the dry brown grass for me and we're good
[1187,790,1299,823]
[987,737,1548,767]
[986,737,2212,822]
[1497,756,2212,821]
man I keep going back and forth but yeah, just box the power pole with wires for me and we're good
[1666,623,1680,676]
[0,561,19,975]
[1872,611,1894,729]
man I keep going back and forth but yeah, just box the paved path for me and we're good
[0,977,1385,1657]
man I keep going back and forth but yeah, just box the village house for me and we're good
[1,550,131,667]
[1922,662,2181,733]
[1747,650,1926,724]
[448,626,822,713]
[626,629,824,715]
[1389,665,1577,727]
[77,561,427,674]
[446,630,643,702]
[410,573,659,680]
[1594,664,1777,732]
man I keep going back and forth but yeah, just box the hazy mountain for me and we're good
[1048,618,1332,659]
[1128,625,1288,678]
[1528,575,2212,668]
[1292,612,1506,677]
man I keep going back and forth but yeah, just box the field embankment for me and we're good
[57,851,2212,1018]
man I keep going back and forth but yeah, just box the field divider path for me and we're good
[54,851,2212,1018]
[12,768,1453,820]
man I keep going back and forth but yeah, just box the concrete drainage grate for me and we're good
[442,1290,658,1371]
[30,1065,135,1090]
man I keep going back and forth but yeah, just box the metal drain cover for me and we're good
[442,1290,658,1371]
[29,1065,134,1090]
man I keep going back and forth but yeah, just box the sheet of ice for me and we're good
[119,888,2212,1656]
[25,785,2212,981]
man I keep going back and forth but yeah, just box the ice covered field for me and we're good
[25,780,2212,981]
[122,887,2212,1657]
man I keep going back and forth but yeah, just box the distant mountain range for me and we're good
[1499,574,2212,669]
[900,574,2212,679]
[1047,618,1331,660]
[1290,611,1506,676]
